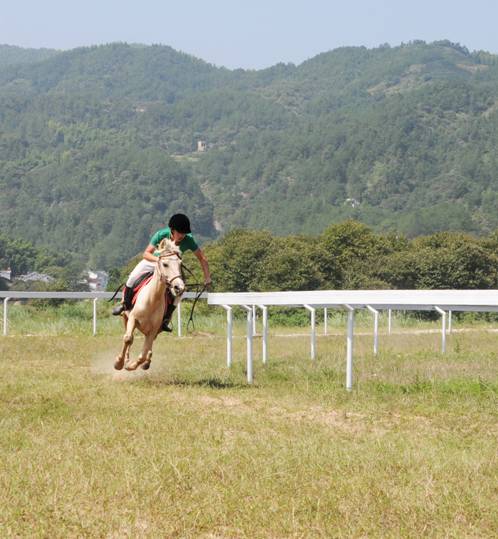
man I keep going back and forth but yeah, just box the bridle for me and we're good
[156,249,206,332]
[157,251,184,289]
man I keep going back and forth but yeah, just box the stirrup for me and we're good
[161,318,173,332]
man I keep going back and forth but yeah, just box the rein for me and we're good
[158,253,207,332]
[186,283,208,333]
[181,263,204,287]
[182,261,207,332]
[108,282,125,302]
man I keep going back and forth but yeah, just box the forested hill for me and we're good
[1,40,498,269]
[0,44,59,68]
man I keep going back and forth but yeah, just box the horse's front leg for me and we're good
[115,315,136,370]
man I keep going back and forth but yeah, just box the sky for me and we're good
[1,0,498,69]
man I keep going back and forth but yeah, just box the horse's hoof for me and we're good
[141,361,151,370]
[125,362,138,371]
[114,357,124,370]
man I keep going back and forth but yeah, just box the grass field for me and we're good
[0,309,497,537]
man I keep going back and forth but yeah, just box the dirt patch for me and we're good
[90,348,149,381]
[170,389,480,439]
[265,404,372,434]
[187,394,379,435]
[195,395,246,408]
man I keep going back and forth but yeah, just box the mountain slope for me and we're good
[1,41,498,269]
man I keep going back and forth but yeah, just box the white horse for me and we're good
[114,239,185,371]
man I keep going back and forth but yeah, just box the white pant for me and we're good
[126,259,156,287]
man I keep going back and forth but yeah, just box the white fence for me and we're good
[208,290,498,389]
[4,289,498,390]
[0,291,207,337]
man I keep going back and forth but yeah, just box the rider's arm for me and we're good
[193,248,211,286]
[143,244,158,263]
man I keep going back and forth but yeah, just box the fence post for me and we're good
[242,305,253,384]
[3,297,9,336]
[223,306,233,368]
[367,305,379,355]
[304,305,316,360]
[435,307,447,353]
[344,305,355,391]
[259,305,268,364]
[92,298,98,336]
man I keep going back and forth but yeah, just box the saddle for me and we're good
[125,273,173,311]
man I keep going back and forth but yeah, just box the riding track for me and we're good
[1,332,497,537]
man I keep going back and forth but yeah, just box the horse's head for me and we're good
[156,239,185,297]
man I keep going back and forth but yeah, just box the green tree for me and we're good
[206,230,273,292]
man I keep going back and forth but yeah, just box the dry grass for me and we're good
[0,328,497,538]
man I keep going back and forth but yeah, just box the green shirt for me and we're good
[150,227,199,255]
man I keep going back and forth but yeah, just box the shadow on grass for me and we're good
[138,376,252,391]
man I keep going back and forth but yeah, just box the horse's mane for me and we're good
[157,238,181,256]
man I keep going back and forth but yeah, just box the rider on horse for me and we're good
[113,213,211,332]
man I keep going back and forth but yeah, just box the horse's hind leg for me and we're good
[115,315,136,370]
[139,333,155,370]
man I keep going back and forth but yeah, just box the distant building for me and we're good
[87,270,109,291]
[17,272,55,283]
[197,140,207,152]
[0,268,12,281]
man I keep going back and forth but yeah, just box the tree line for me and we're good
[4,221,498,294]
[108,221,498,293]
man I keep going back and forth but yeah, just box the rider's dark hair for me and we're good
[169,213,191,234]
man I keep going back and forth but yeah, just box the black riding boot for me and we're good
[161,303,177,332]
[112,286,134,315]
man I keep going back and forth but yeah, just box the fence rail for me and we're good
[208,289,498,389]
[0,291,207,337]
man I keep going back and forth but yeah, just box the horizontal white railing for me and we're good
[1,291,207,337]
[208,289,498,310]
[208,289,498,388]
